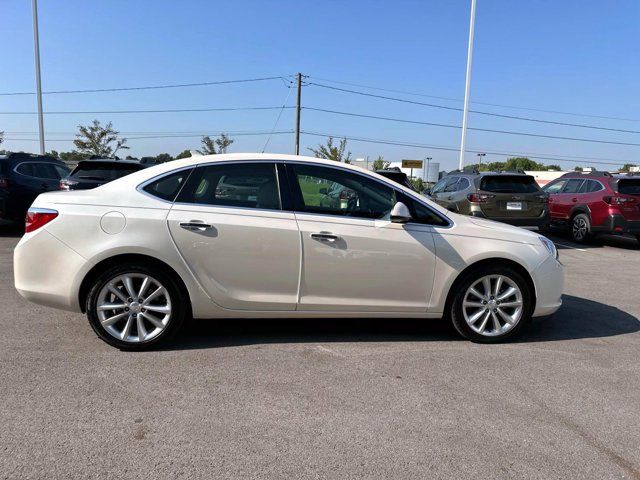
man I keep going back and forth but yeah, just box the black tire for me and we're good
[86,263,188,350]
[450,265,533,343]
[571,213,591,243]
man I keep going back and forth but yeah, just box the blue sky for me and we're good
[1,0,638,170]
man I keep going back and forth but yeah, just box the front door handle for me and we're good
[572,197,578,203]
[180,221,212,232]
[311,232,339,242]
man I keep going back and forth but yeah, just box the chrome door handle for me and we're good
[310,232,339,242]
[180,221,212,232]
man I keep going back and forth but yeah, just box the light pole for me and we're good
[425,156,432,183]
[477,152,486,169]
[458,0,477,170]
[32,0,45,155]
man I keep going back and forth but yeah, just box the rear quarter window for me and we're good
[142,169,193,201]
[617,179,640,195]
[480,175,540,193]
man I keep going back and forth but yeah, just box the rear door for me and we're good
[286,162,436,312]
[167,161,300,311]
[556,178,585,219]
[542,179,568,218]
[434,177,459,210]
[478,175,544,218]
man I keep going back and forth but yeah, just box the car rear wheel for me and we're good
[86,264,187,350]
[450,266,532,343]
[571,213,591,243]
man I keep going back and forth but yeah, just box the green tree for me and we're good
[0,131,4,147]
[175,150,192,159]
[155,153,173,163]
[199,133,234,155]
[371,155,390,170]
[59,151,90,163]
[308,137,352,163]
[620,163,638,172]
[215,133,234,153]
[410,177,425,192]
[574,166,583,172]
[200,136,217,155]
[73,120,129,157]
[547,164,561,171]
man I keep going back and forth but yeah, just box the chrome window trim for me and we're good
[136,166,196,204]
[13,161,68,181]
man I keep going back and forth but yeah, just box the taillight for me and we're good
[59,179,77,191]
[25,208,58,233]
[603,196,636,205]
[467,193,495,203]
[0,177,8,188]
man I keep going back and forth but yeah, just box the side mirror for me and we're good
[319,188,328,195]
[390,202,412,223]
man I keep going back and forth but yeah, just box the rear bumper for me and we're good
[470,209,550,228]
[591,214,640,235]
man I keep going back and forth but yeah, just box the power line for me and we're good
[0,76,287,96]
[300,130,628,167]
[304,107,640,147]
[309,75,640,123]
[0,106,294,115]
[263,84,295,153]
[4,130,294,142]
[308,82,640,134]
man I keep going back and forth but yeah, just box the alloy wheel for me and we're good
[462,274,523,337]
[572,217,588,241]
[96,273,172,343]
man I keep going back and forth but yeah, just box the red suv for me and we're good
[542,171,640,243]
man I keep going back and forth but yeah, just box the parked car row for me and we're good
[1,153,149,223]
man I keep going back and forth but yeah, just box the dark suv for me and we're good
[428,170,549,228]
[0,152,70,222]
[542,171,640,243]
[60,158,148,191]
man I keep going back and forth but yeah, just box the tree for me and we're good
[0,131,3,146]
[308,137,352,163]
[175,150,192,159]
[410,177,425,192]
[371,155,390,171]
[199,133,234,155]
[620,163,638,172]
[574,166,583,172]
[547,165,561,171]
[73,120,129,157]
[155,153,173,163]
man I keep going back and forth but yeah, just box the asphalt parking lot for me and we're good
[1,225,639,479]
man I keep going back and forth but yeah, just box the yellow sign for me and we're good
[402,159,423,169]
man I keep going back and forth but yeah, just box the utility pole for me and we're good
[458,0,477,170]
[477,152,486,169]
[32,0,45,154]
[425,156,432,183]
[294,73,302,155]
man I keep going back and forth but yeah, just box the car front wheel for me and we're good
[86,264,187,350]
[450,266,532,343]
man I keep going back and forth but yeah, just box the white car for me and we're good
[14,153,563,349]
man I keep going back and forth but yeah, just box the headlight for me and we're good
[539,236,558,259]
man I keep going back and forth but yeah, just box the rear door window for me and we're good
[618,179,640,195]
[16,162,65,179]
[562,179,584,194]
[543,180,567,194]
[480,175,539,193]
[443,177,460,192]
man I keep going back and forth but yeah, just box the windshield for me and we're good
[617,179,640,195]
[480,175,540,193]
[70,162,141,181]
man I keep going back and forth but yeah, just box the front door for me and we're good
[167,161,300,311]
[286,162,436,312]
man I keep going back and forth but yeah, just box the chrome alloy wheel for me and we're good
[572,217,588,241]
[462,274,523,337]
[96,274,172,343]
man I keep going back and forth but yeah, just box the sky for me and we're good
[1,0,639,171]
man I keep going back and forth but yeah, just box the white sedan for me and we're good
[14,153,563,349]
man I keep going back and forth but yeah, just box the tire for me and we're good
[571,213,591,243]
[450,265,533,343]
[86,263,188,350]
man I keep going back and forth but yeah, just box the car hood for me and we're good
[449,212,541,245]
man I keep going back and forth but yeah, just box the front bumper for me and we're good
[591,214,640,235]
[531,254,564,317]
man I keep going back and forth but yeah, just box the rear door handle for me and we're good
[180,221,212,232]
[311,232,339,242]
[571,197,578,202]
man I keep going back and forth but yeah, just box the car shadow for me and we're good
[546,231,640,251]
[166,294,639,351]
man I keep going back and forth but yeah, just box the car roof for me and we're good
[75,158,145,166]
[0,152,65,165]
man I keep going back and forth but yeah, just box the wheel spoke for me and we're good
[123,276,137,299]
[141,312,164,329]
[136,315,147,341]
[497,287,517,301]
[120,315,133,340]
[482,277,492,298]
[498,300,522,308]
[491,311,502,332]
[101,311,128,326]
[108,284,128,303]
[97,303,126,311]
[477,311,491,333]
[138,276,150,299]
[144,304,171,314]
[468,308,486,324]
[463,301,484,308]
[494,276,503,297]
[469,287,486,301]
[497,308,515,325]
[143,286,165,304]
